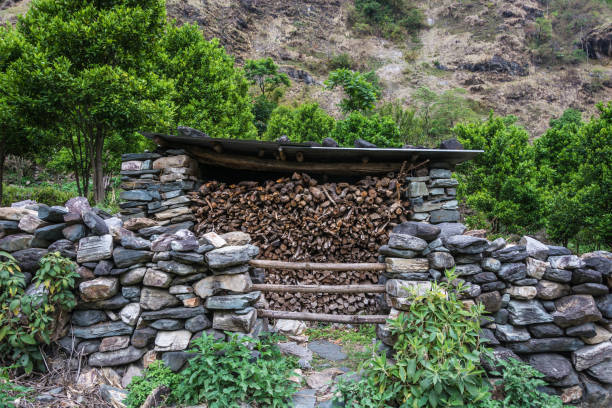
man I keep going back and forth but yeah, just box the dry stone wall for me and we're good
[378,221,612,406]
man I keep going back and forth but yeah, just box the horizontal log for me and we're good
[249,259,386,271]
[251,284,386,294]
[256,309,389,324]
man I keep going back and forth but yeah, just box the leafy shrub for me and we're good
[127,332,299,408]
[125,361,180,408]
[351,0,425,41]
[478,358,565,408]
[333,112,402,147]
[325,69,381,113]
[327,53,356,71]
[1,184,74,207]
[335,271,491,407]
[0,365,31,408]
[263,103,335,143]
[0,251,78,373]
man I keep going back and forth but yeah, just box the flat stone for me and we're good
[210,264,250,275]
[528,353,574,382]
[120,267,147,285]
[185,314,211,332]
[219,231,250,246]
[550,255,584,270]
[408,181,428,197]
[278,342,313,367]
[131,327,157,348]
[0,233,33,252]
[444,235,488,254]
[99,336,130,352]
[162,351,196,372]
[123,217,157,231]
[119,303,141,326]
[140,288,180,311]
[581,325,612,345]
[76,295,130,311]
[120,189,157,202]
[48,239,76,259]
[392,221,440,241]
[508,338,584,353]
[72,310,107,327]
[528,323,564,338]
[150,319,183,330]
[385,280,432,298]
[587,359,612,384]
[496,324,530,342]
[112,247,151,268]
[0,207,37,221]
[193,273,252,298]
[491,246,528,263]
[572,268,603,284]
[77,235,113,263]
[89,346,146,367]
[583,255,612,276]
[519,236,549,260]
[120,235,151,250]
[544,267,573,283]
[508,300,553,325]
[385,258,429,274]
[140,306,207,320]
[436,222,467,240]
[537,280,570,300]
[572,283,609,297]
[526,257,548,279]
[553,295,602,328]
[476,291,502,313]
[572,342,612,370]
[308,340,347,361]
[170,229,198,252]
[548,246,572,256]
[32,223,65,244]
[205,292,260,310]
[455,263,482,276]
[157,260,200,276]
[292,389,316,408]
[154,207,191,220]
[566,323,597,338]
[427,251,455,270]
[122,286,141,301]
[82,211,109,236]
[482,257,501,272]
[143,269,173,288]
[205,244,259,269]
[0,220,20,236]
[388,233,428,252]
[212,309,257,332]
[597,294,612,319]
[18,215,47,234]
[93,260,114,276]
[155,330,192,351]
[72,321,133,339]
[170,251,204,265]
[472,272,498,284]
[498,263,527,282]
[79,277,119,302]
[37,205,69,222]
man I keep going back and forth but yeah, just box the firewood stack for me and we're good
[189,172,411,314]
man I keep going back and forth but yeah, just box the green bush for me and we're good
[127,332,299,408]
[351,0,425,42]
[0,251,78,373]
[333,112,402,147]
[263,103,335,143]
[327,53,356,71]
[0,365,31,408]
[335,271,491,407]
[325,69,381,113]
[1,184,74,207]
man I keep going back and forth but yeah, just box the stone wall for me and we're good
[377,221,612,406]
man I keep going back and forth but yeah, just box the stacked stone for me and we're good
[375,220,612,405]
[407,167,460,224]
[119,151,198,224]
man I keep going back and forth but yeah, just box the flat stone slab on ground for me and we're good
[308,340,347,362]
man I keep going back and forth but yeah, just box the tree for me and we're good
[5,0,174,203]
[333,112,402,147]
[244,58,290,136]
[162,24,256,139]
[262,103,335,143]
[325,69,381,113]
[454,114,543,234]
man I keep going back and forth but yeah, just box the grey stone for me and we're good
[120,235,151,250]
[155,330,192,352]
[566,323,597,338]
[72,321,133,339]
[519,236,549,260]
[170,251,204,265]
[455,263,481,276]
[113,247,152,268]
[455,253,483,264]
[205,245,260,269]
[528,324,564,338]
[528,353,574,382]
[508,338,584,353]
[119,190,157,202]
[587,359,612,384]
[597,294,612,319]
[150,319,183,330]
[427,252,455,270]
[93,260,113,276]
[82,211,109,235]
[549,255,584,270]
[34,223,66,243]
[388,233,428,251]
[553,295,602,328]
[541,300,555,312]
[120,267,147,285]
[495,324,530,342]
[210,264,250,275]
[0,220,20,235]
[492,246,528,263]
[89,346,146,367]
[472,272,498,283]
[482,258,501,272]
[482,281,507,292]
[480,328,500,346]
[79,277,119,302]
[77,340,101,355]
[392,222,441,241]
[583,256,612,276]
[495,309,509,324]
[408,181,428,197]
[436,222,466,240]
[131,327,157,348]
[170,229,199,252]
[537,280,570,300]
[544,268,573,283]
[72,310,107,326]
[0,234,33,252]
[508,300,553,325]
[65,196,91,215]
[444,235,488,254]
[122,286,141,301]
[48,239,76,259]
[581,375,612,406]
[185,314,212,332]
[430,209,460,223]
[292,389,316,408]
[513,279,538,287]
[140,288,180,311]
[572,283,609,297]
[212,309,257,332]
[76,295,130,311]
[77,235,113,263]
[429,178,459,188]
[162,351,196,372]
[140,306,207,320]
[157,260,201,276]
[486,238,506,253]
[572,268,603,284]
[430,168,452,179]
[481,346,520,373]
[477,291,502,313]
[308,340,347,361]
[379,245,417,259]
[572,342,612,371]
[143,269,173,288]
[547,246,572,256]
[498,263,527,282]
[37,205,69,222]
[205,292,260,310]
[119,303,141,326]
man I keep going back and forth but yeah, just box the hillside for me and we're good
[2,0,611,136]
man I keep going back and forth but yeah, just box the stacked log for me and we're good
[190,172,411,314]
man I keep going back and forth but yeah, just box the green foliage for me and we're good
[455,114,543,234]
[0,366,31,408]
[335,271,491,407]
[244,57,290,98]
[327,53,357,71]
[478,358,565,408]
[305,324,376,345]
[252,95,278,136]
[325,69,381,113]
[333,111,402,147]
[125,361,180,408]
[1,184,74,207]
[350,0,425,42]
[173,333,298,407]
[0,251,78,373]
[263,103,335,143]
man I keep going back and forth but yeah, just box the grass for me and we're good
[306,324,376,372]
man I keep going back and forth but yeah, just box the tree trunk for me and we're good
[0,138,5,204]
[92,129,105,203]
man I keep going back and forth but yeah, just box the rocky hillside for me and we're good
[2,0,611,136]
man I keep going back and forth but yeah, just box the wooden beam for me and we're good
[251,284,386,294]
[256,309,389,324]
[190,147,406,175]
[249,259,386,271]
